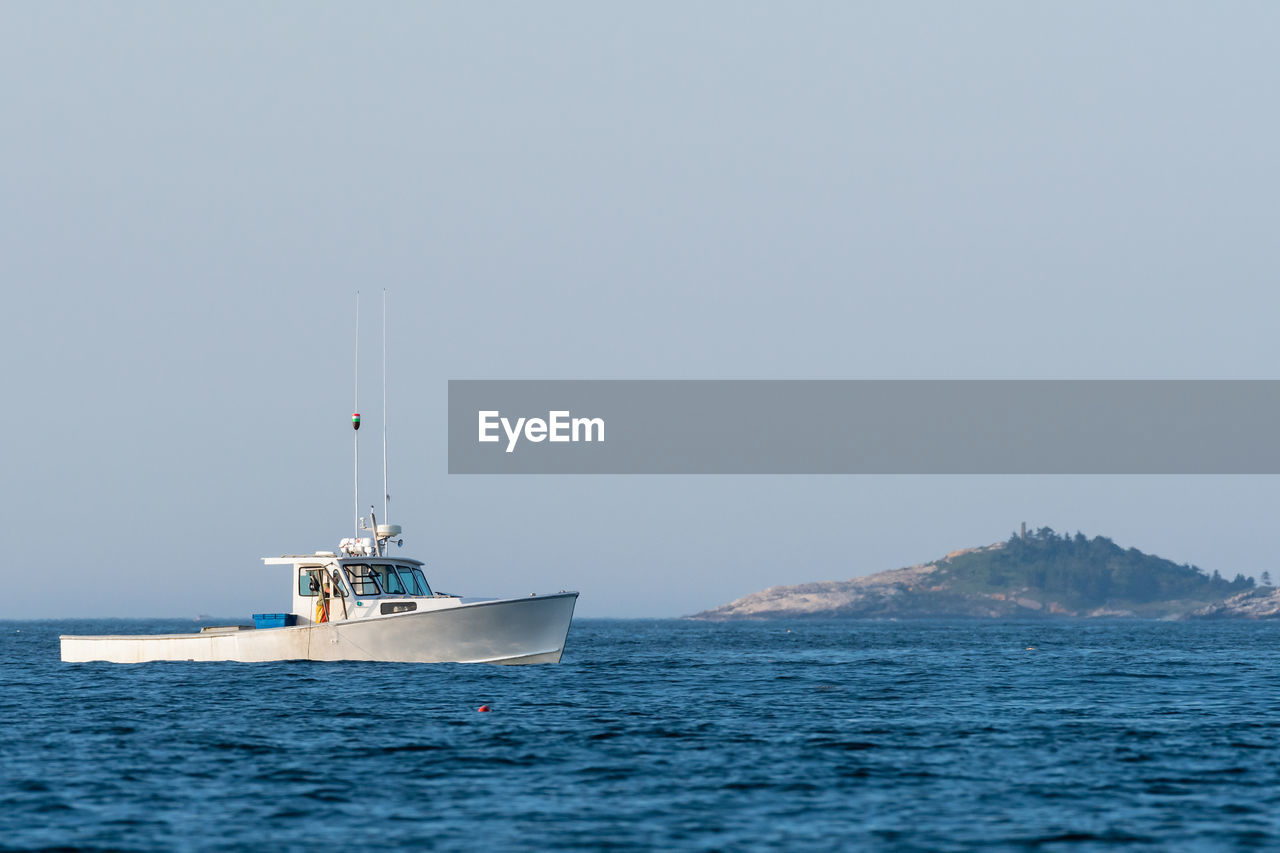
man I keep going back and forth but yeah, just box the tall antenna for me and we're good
[382,288,390,523]
[352,291,361,540]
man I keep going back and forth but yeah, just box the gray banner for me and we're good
[447,380,1280,474]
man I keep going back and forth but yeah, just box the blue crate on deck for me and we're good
[252,613,297,629]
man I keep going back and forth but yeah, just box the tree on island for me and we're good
[960,526,1256,607]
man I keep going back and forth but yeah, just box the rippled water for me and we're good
[3,619,1279,850]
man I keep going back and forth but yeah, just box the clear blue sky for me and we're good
[3,3,1280,617]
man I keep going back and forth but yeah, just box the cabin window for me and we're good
[371,565,407,595]
[343,565,382,596]
[299,568,347,598]
[298,568,322,597]
[400,567,432,597]
[336,564,429,597]
[386,565,430,595]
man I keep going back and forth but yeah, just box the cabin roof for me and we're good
[262,555,425,567]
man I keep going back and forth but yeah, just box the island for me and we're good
[691,526,1280,620]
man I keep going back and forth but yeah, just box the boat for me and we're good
[61,293,578,664]
[60,532,579,664]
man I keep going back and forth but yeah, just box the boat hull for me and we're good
[60,592,578,664]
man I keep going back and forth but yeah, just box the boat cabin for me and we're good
[264,551,460,627]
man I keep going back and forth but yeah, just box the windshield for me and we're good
[398,566,432,596]
[370,564,406,595]
[342,564,431,597]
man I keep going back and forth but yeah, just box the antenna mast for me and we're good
[352,291,361,540]
[382,289,390,524]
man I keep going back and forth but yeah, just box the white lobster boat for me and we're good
[61,292,578,664]
[61,529,579,664]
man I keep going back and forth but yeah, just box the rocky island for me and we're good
[692,526,1280,621]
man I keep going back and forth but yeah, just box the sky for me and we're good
[3,3,1280,618]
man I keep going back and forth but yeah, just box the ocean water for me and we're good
[2,619,1279,851]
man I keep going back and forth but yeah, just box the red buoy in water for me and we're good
[477,704,491,713]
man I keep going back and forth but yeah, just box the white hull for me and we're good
[61,593,578,664]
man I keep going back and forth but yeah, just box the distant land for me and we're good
[693,526,1280,621]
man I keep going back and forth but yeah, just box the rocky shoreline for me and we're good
[691,537,1279,621]
[1189,588,1280,619]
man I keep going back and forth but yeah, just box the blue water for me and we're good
[3,619,1279,851]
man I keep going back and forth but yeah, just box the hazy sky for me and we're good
[4,3,1280,618]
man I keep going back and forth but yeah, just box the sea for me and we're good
[2,618,1278,851]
